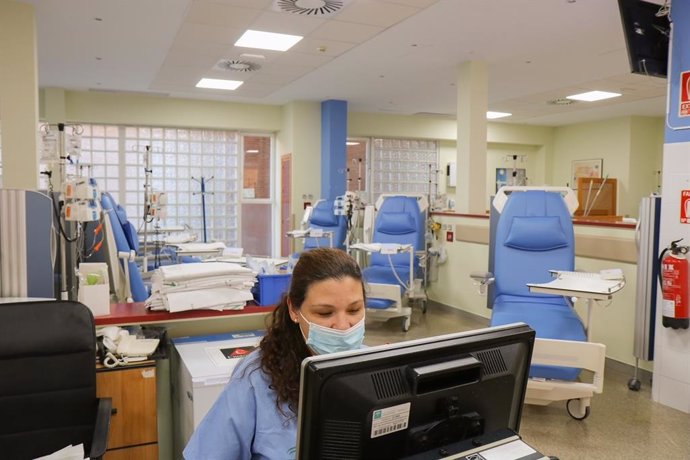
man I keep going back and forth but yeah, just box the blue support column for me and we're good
[321,99,348,201]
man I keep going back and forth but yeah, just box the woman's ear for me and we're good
[287,299,298,323]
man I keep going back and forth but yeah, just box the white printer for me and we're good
[171,330,264,457]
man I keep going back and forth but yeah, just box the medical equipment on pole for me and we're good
[659,239,690,329]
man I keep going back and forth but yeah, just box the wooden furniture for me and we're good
[575,177,617,217]
[94,303,274,458]
[97,365,158,459]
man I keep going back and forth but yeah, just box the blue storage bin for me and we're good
[252,273,292,306]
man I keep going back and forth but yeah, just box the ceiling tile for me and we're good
[250,11,325,36]
[191,0,272,9]
[174,23,243,45]
[290,37,356,57]
[185,3,261,28]
[310,20,383,43]
[334,0,419,27]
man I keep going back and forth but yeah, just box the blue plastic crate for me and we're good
[252,273,292,306]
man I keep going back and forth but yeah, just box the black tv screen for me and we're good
[618,0,670,78]
[297,323,535,459]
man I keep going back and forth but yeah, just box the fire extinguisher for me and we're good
[659,239,690,329]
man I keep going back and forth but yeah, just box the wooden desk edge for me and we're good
[95,302,275,327]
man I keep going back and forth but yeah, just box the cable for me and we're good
[386,253,410,291]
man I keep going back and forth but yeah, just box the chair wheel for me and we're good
[628,378,641,391]
[566,398,590,420]
[402,316,411,332]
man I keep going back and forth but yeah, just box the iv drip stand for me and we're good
[142,145,152,272]
[192,176,214,243]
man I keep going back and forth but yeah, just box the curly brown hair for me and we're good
[259,248,365,417]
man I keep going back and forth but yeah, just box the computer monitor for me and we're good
[296,323,535,460]
[618,0,670,78]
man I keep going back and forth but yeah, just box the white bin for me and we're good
[171,330,264,457]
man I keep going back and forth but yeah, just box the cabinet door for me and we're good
[103,444,158,460]
[97,366,158,449]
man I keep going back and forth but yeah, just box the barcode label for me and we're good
[370,403,411,439]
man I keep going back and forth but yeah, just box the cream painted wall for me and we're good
[61,90,283,131]
[629,116,664,205]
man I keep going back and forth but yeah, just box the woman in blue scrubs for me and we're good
[184,248,366,459]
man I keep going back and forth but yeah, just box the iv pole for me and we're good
[142,145,153,272]
[192,176,214,242]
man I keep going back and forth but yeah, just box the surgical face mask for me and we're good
[299,311,365,355]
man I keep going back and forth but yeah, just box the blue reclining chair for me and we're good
[100,192,149,302]
[303,199,348,251]
[361,195,426,332]
[486,187,606,419]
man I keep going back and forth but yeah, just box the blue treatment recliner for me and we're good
[100,192,149,302]
[362,195,426,331]
[486,187,606,420]
[303,199,348,251]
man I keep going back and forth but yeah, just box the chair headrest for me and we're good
[504,216,568,251]
[310,207,338,226]
[377,212,416,235]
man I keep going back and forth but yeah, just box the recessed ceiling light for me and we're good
[566,90,621,102]
[235,30,303,52]
[196,78,243,91]
[486,111,512,119]
[346,141,360,146]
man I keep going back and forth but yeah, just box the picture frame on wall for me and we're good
[571,158,603,188]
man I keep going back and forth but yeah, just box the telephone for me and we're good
[96,326,160,367]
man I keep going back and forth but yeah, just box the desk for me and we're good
[95,302,274,459]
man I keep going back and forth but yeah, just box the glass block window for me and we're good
[370,138,439,202]
[39,124,245,246]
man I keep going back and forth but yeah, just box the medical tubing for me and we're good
[51,193,78,243]
[387,253,410,290]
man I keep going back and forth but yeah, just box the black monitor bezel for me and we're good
[296,323,535,459]
[618,0,670,79]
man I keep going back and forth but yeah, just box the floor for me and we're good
[363,302,690,460]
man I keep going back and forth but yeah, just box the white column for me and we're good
[456,61,488,214]
[0,1,40,190]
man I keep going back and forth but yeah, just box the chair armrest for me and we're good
[90,397,113,460]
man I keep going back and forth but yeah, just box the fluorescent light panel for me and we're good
[235,30,303,52]
[486,111,512,119]
[245,149,259,153]
[346,142,360,146]
[566,90,621,102]
[196,78,243,90]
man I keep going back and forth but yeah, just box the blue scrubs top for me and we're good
[184,349,297,460]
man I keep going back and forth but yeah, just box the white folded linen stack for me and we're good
[145,262,257,312]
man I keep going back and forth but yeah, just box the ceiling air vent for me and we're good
[215,59,261,72]
[548,98,577,106]
[275,0,345,16]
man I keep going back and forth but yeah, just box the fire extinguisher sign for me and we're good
[681,71,690,118]
[682,190,690,223]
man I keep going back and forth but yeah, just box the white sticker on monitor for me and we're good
[370,402,410,438]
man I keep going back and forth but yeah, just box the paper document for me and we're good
[34,444,85,460]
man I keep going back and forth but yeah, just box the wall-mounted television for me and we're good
[618,0,670,78]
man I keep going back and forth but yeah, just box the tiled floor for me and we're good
[363,303,690,460]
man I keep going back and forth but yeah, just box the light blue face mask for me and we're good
[299,312,365,355]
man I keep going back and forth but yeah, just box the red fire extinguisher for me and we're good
[659,239,690,329]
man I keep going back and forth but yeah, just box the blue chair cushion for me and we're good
[376,212,416,235]
[491,296,586,380]
[366,298,397,309]
[504,216,568,251]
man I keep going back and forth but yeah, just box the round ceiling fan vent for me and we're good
[215,59,261,72]
[276,0,344,15]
